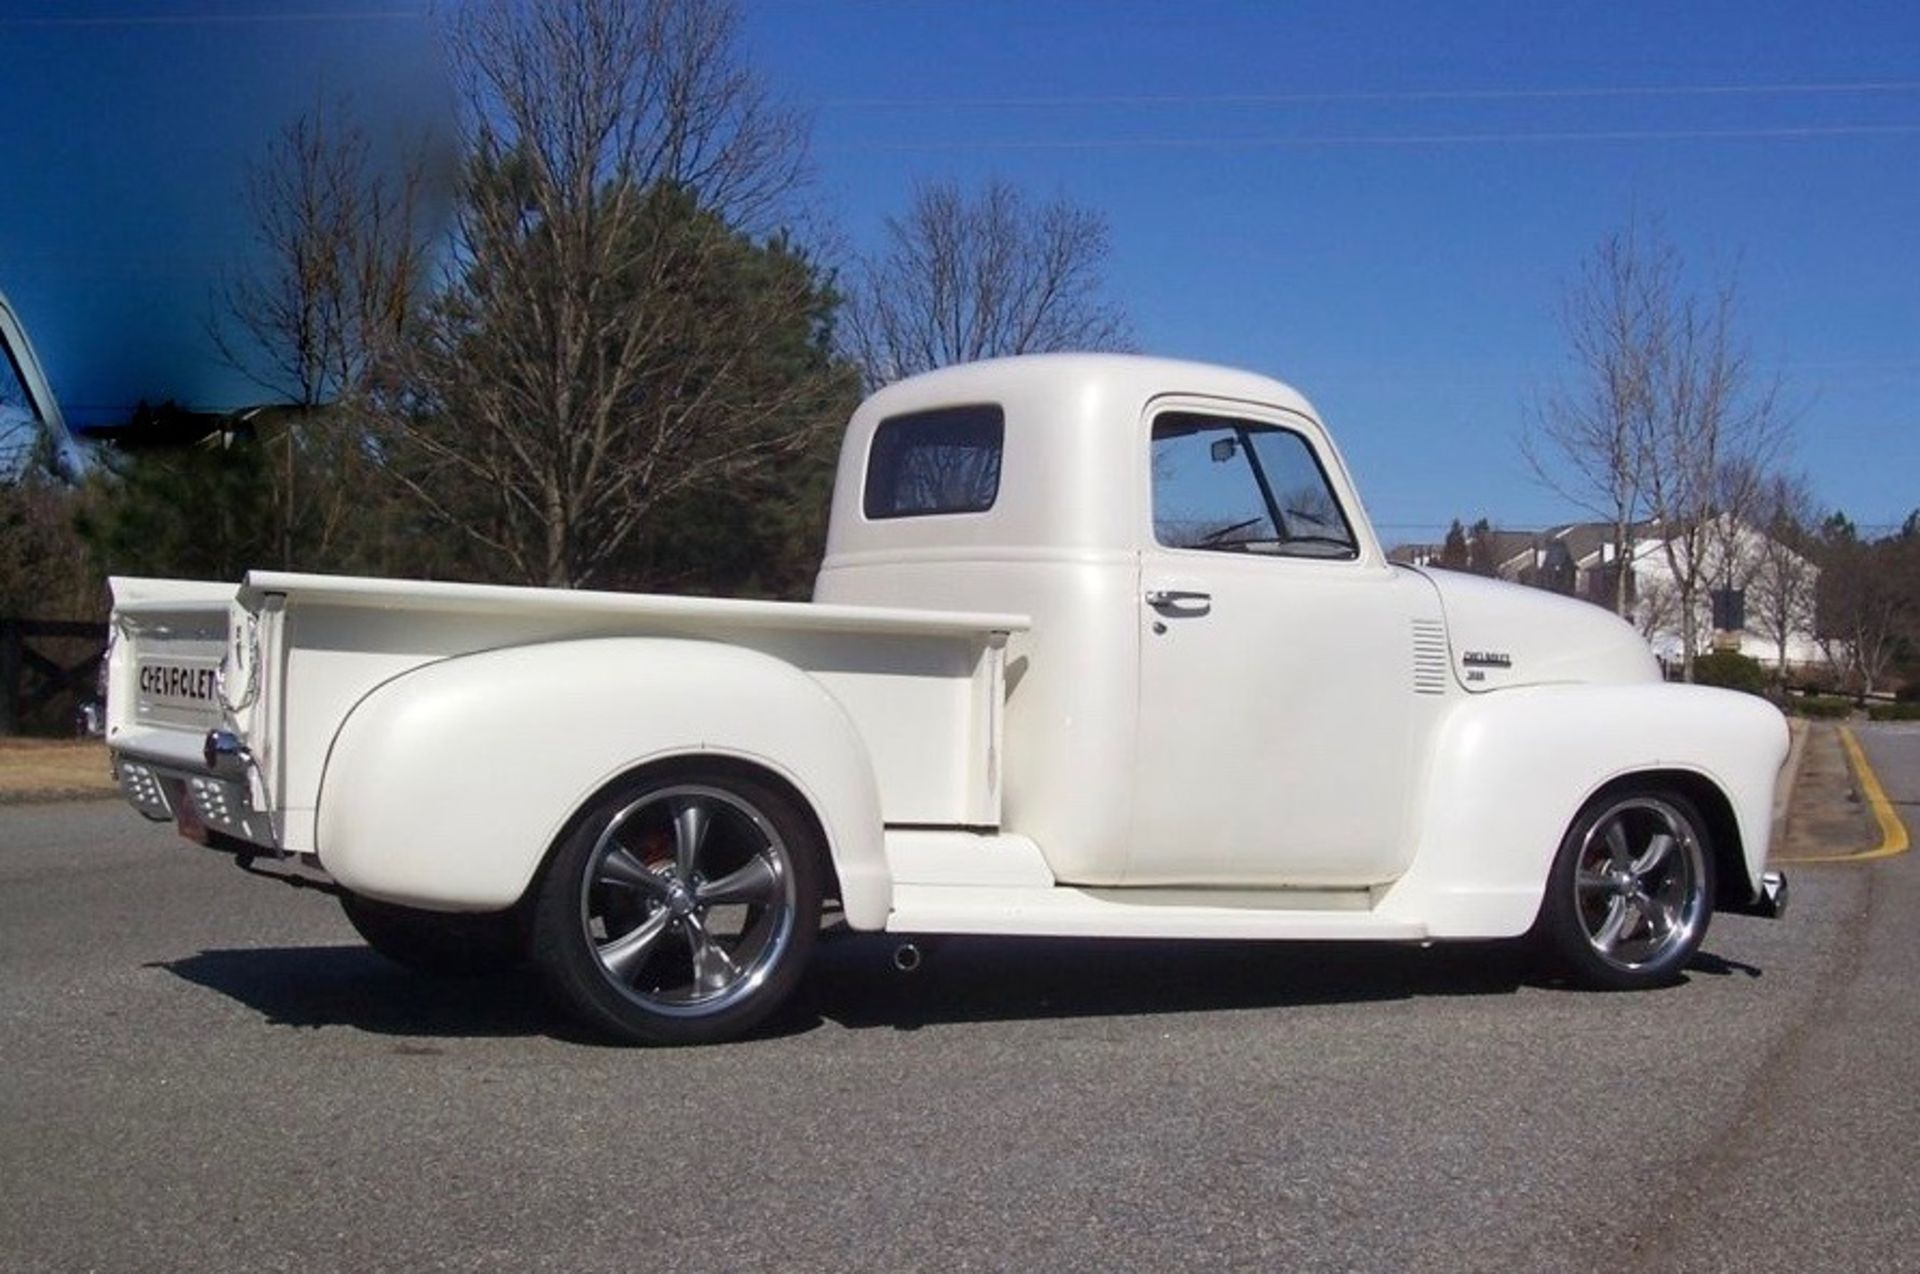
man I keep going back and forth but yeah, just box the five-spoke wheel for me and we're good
[1539,788,1715,988]
[531,769,822,1045]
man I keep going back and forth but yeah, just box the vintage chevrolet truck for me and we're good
[106,354,1788,1044]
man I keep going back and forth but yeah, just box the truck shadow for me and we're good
[802,934,1543,1032]
[150,947,583,1041]
[151,936,1747,1043]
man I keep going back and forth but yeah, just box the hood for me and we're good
[1413,567,1661,693]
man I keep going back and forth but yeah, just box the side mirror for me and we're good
[1209,437,1237,464]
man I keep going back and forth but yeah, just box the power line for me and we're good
[823,80,1920,111]
[0,9,424,26]
[826,123,1920,153]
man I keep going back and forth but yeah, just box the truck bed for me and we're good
[108,571,1029,858]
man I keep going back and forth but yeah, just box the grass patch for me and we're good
[0,739,116,803]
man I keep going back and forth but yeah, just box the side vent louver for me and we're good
[1412,619,1449,695]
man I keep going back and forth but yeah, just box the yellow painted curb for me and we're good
[1789,726,1910,864]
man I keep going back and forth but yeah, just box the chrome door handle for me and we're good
[1145,589,1212,615]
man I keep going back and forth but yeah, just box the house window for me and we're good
[1711,587,1746,631]
[863,405,1004,519]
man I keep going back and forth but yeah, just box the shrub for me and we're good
[1692,651,1769,696]
[1788,666,1842,696]
[1868,702,1920,722]
[1791,696,1854,720]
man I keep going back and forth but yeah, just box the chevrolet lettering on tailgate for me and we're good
[139,662,218,707]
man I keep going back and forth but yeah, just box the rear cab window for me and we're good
[864,404,1005,519]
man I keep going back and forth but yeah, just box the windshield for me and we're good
[0,340,41,477]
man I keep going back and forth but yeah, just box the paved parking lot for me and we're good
[3,726,1916,1271]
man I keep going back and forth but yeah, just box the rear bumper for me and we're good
[111,750,277,850]
[1723,869,1789,919]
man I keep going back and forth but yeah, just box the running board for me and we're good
[884,883,1428,941]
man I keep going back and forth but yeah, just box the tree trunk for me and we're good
[544,482,570,589]
[1612,521,1632,617]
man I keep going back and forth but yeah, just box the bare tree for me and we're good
[1638,260,1788,681]
[217,99,432,569]
[381,0,844,588]
[1633,571,1681,653]
[1524,223,1668,617]
[1816,515,1918,699]
[844,177,1131,388]
[1747,473,1819,678]
[1536,219,1787,676]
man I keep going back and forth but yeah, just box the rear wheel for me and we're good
[1539,787,1715,989]
[338,893,526,977]
[530,768,822,1046]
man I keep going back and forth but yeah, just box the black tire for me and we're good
[338,892,527,977]
[1538,785,1715,989]
[529,767,823,1046]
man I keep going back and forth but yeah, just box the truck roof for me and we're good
[857,352,1321,425]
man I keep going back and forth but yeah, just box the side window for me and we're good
[0,341,40,476]
[1151,412,1358,559]
[864,404,1004,519]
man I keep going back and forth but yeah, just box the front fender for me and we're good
[314,637,889,926]
[1379,683,1788,937]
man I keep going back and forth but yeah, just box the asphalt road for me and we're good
[3,727,1917,1273]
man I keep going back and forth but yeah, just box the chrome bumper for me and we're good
[1725,870,1789,920]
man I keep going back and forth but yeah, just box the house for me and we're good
[1391,518,1826,674]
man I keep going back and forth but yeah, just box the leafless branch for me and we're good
[842,177,1132,389]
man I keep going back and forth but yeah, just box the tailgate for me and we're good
[105,577,278,847]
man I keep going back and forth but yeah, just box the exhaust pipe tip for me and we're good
[892,942,923,973]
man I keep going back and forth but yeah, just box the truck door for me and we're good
[1128,403,1424,887]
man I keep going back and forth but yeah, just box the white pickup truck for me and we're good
[107,354,1788,1044]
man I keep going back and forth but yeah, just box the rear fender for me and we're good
[314,637,888,926]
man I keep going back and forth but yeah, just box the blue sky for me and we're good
[0,0,1914,542]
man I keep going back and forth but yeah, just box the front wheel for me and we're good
[530,769,822,1046]
[1538,788,1715,989]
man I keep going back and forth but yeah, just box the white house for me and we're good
[1393,518,1826,674]
[1628,518,1825,672]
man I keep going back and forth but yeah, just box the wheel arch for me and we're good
[518,751,845,917]
[314,636,889,926]
[1581,767,1748,911]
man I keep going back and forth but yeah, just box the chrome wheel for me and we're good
[579,784,799,1018]
[1538,786,1717,989]
[1572,795,1707,970]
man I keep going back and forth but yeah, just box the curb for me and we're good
[0,786,121,806]
[1769,717,1809,857]
[1785,725,1910,864]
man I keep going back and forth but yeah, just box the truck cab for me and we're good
[819,355,1667,891]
